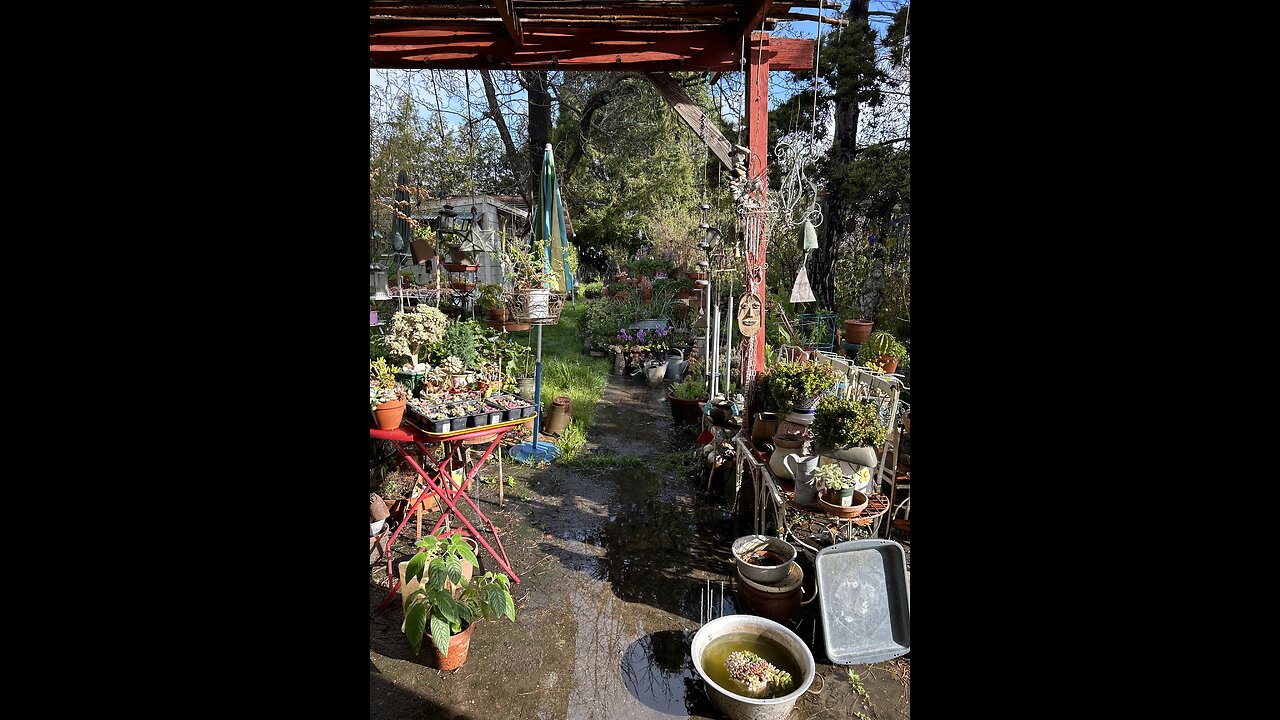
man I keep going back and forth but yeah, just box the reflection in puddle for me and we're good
[620,631,716,717]
[593,500,737,621]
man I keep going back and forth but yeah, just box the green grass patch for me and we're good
[506,302,610,463]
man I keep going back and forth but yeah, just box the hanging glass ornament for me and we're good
[801,220,818,251]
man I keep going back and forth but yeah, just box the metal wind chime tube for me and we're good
[711,302,721,403]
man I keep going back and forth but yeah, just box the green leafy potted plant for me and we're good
[855,331,908,374]
[812,395,887,466]
[477,283,508,324]
[370,357,409,430]
[668,373,708,425]
[813,463,869,512]
[609,282,632,300]
[767,360,838,417]
[502,235,564,324]
[401,531,516,670]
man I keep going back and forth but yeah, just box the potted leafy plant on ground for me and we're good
[668,374,708,425]
[402,532,516,670]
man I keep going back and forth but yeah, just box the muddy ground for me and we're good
[369,374,911,719]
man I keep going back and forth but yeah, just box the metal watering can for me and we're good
[665,349,688,380]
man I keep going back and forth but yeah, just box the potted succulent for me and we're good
[856,331,909,374]
[370,358,409,430]
[668,374,708,425]
[385,305,449,374]
[408,398,452,434]
[812,395,887,466]
[813,463,869,512]
[401,531,516,670]
[440,355,470,390]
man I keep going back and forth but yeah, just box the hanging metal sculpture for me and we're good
[767,135,824,232]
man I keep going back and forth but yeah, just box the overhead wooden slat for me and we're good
[493,0,525,46]
[644,71,735,171]
[740,0,774,39]
[370,26,814,71]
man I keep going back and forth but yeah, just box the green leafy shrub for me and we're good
[813,395,887,450]
[671,374,708,401]
[433,320,484,368]
[477,283,505,311]
[767,360,837,409]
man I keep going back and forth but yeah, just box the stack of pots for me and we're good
[732,535,805,625]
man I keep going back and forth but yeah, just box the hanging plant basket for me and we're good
[505,289,566,325]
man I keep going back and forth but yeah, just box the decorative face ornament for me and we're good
[737,292,762,336]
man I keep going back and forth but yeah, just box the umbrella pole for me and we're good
[532,324,543,450]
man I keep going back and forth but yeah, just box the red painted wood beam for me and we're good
[740,0,774,41]
[370,25,814,71]
[745,32,769,375]
[493,0,524,46]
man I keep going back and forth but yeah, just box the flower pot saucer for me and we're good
[817,490,869,518]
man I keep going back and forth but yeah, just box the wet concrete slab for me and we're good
[370,373,909,719]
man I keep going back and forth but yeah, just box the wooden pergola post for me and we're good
[745,33,770,380]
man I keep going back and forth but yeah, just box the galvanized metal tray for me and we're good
[815,539,910,665]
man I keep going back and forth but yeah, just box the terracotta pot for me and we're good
[878,355,899,374]
[818,489,869,518]
[668,395,705,425]
[844,320,874,344]
[372,397,407,430]
[614,291,631,300]
[505,321,531,332]
[688,272,707,281]
[486,308,509,323]
[751,412,781,443]
[433,621,477,671]
[409,239,436,265]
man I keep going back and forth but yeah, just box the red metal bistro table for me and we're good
[370,415,531,610]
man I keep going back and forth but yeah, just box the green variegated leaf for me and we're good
[404,601,427,655]
[429,613,451,656]
[406,552,427,583]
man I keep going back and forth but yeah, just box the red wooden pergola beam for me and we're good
[370,26,813,71]
[740,0,774,40]
[493,0,524,46]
